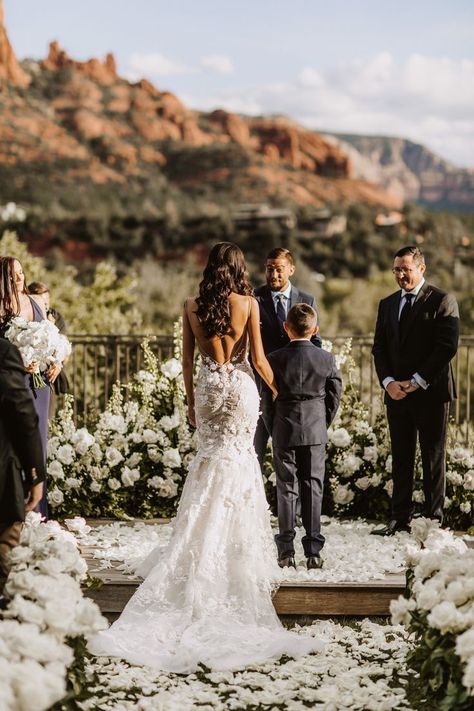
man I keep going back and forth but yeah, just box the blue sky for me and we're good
[5,0,474,166]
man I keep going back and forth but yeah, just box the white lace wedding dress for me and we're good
[89,351,324,673]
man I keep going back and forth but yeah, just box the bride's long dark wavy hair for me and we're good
[196,243,253,337]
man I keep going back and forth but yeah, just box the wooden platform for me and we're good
[81,548,406,620]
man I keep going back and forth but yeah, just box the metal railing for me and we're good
[65,334,474,440]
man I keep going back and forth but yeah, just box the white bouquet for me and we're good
[4,317,72,388]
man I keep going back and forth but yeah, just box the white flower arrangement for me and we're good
[391,518,474,707]
[48,342,194,519]
[0,513,106,711]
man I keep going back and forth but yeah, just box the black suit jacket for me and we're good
[254,284,322,355]
[268,340,342,447]
[0,338,46,523]
[372,282,459,404]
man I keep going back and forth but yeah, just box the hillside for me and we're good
[325,133,474,212]
[0,2,400,260]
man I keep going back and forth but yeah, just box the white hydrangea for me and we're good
[121,467,140,487]
[460,501,471,514]
[447,470,463,486]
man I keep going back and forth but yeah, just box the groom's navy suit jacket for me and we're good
[254,284,322,358]
[268,340,342,447]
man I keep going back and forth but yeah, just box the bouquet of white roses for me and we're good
[4,317,72,388]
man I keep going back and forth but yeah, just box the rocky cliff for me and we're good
[326,134,474,212]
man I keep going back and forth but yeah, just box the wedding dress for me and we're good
[89,349,324,673]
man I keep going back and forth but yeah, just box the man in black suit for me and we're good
[268,304,341,569]
[372,245,459,535]
[253,247,322,470]
[0,338,46,585]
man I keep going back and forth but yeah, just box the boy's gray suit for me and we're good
[267,340,342,558]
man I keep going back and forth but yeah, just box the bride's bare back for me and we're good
[184,293,251,364]
[182,292,276,426]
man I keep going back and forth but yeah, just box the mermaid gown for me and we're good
[89,350,324,672]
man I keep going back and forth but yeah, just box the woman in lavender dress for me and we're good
[0,257,62,519]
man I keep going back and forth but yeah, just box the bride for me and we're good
[89,242,324,673]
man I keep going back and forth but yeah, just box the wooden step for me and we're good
[83,561,406,620]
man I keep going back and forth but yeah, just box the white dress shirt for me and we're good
[271,282,292,318]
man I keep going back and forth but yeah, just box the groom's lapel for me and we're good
[289,285,300,311]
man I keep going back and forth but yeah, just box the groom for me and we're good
[253,247,322,470]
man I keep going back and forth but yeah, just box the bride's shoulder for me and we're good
[184,297,198,311]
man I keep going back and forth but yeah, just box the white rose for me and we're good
[156,478,179,498]
[56,444,75,465]
[108,477,121,491]
[462,657,474,693]
[6,595,45,626]
[90,480,102,493]
[336,453,363,476]
[8,546,34,566]
[456,628,474,662]
[410,517,440,544]
[121,467,140,487]
[362,446,377,463]
[159,411,180,431]
[464,470,474,490]
[161,358,182,379]
[385,455,392,474]
[64,477,80,491]
[48,461,64,481]
[142,429,159,444]
[427,601,464,633]
[329,428,351,448]
[148,446,162,463]
[162,448,182,469]
[101,413,127,434]
[460,501,471,514]
[71,428,95,455]
[417,582,442,611]
[10,658,67,711]
[384,479,393,497]
[446,470,463,486]
[126,452,142,468]
[90,443,103,461]
[47,488,64,507]
[333,484,354,505]
[105,447,123,467]
[355,476,371,491]
[390,596,416,626]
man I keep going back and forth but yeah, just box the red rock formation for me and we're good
[0,0,30,86]
[42,40,118,85]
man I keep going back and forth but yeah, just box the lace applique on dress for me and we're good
[89,350,324,672]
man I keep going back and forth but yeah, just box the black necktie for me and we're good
[399,293,414,337]
[276,294,286,328]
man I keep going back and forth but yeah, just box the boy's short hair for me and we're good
[286,303,317,337]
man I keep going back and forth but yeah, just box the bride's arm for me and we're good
[248,297,277,397]
[182,300,196,426]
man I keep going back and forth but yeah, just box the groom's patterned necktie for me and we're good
[399,293,414,338]
[275,293,287,329]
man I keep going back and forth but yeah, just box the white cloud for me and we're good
[185,52,474,166]
[200,55,234,74]
[128,52,196,78]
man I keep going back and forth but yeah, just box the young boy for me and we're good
[267,303,342,569]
